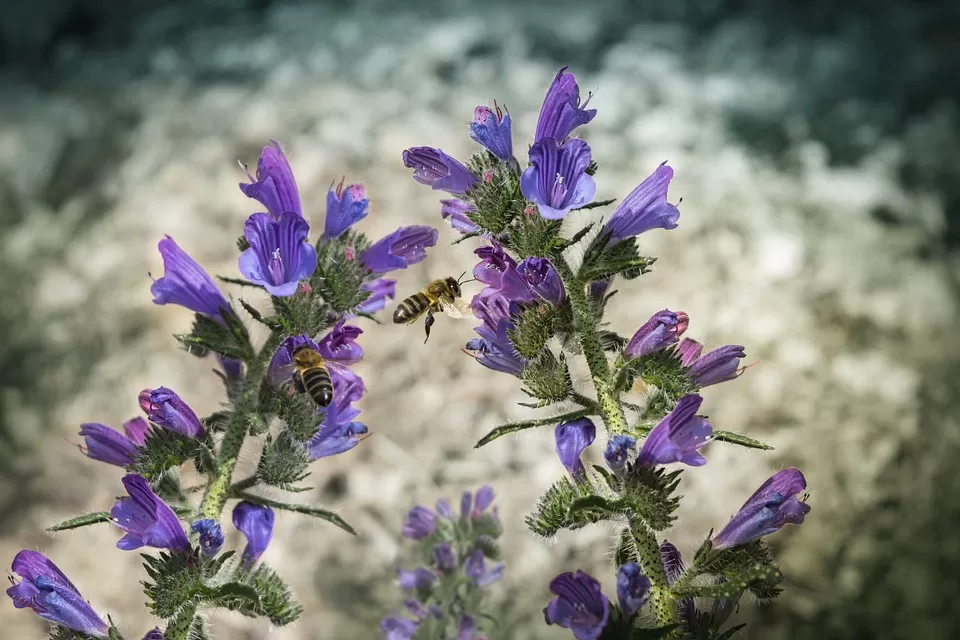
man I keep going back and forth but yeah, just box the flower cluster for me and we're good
[403,67,811,638]
[8,141,438,638]
[381,487,504,639]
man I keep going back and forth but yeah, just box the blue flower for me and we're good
[603,435,636,473]
[238,211,318,297]
[511,256,565,305]
[239,140,302,217]
[324,179,369,239]
[6,550,109,638]
[150,236,230,321]
[111,474,190,552]
[544,570,609,640]
[603,162,680,245]
[555,418,596,482]
[267,324,364,393]
[138,386,205,439]
[233,501,275,568]
[625,309,689,359]
[431,543,457,573]
[535,67,597,143]
[616,563,651,616]
[441,198,480,234]
[190,519,224,557]
[142,628,163,640]
[660,541,694,626]
[473,240,517,288]
[635,394,712,468]
[380,616,419,640]
[465,291,527,376]
[306,372,369,460]
[521,138,596,220]
[688,344,747,387]
[462,484,496,520]
[402,147,477,194]
[397,567,436,591]
[464,550,505,587]
[470,103,513,161]
[711,468,811,550]
[357,278,396,314]
[361,225,439,274]
[674,338,703,367]
[79,417,148,467]
[402,506,437,540]
[458,614,478,640]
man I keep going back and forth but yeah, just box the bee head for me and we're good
[447,275,462,297]
[292,347,324,367]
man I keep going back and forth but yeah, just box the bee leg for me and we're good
[424,311,435,344]
[292,372,306,394]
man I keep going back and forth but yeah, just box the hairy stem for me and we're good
[555,258,627,435]
[630,519,679,630]
[163,602,197,640]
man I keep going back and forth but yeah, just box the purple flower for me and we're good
[636,394,712,467]
[402,147,477,194]
[616,562,651,615]
[190,519,224,557]
[688,345,747,387]
[218,355,244,381]
[361,225,439,274]
[471,485,496,518]
[325,179,369,238]
[464,550,505,587]
[143,628,163,640]
[239,140,302,217]
[238,211,318,297]
[588,279,611,303]
[397,567,436,591]
[458,614,477,640]
[111,474,190,552]
[79,417,148,467]
[306,364,368,460]
[402,506,437,540]
[521,138,596,220]
[380,616,419,639]
[465,291,527,376]
[150,236,230,320]
[711,468,811,551]
[603,163,680,245]
[441,198,480,234]
[535,67,597,143]
[436,498,455,519]
[268,325,364,390]
[473,241,517,288]
[675,338,703,367]
[660,541,694,625]
[357,278,396,314]
[555,418,596,482]
[233,501,275,568]
[138,387,204,439]
[603,435,636,473]
[470,103,513,161]
[317,322,365,364]
[6,550,109,638]
[498,256,565,305]
[544,570,609,640]
[431,543,457,573]
[625,309,689,358]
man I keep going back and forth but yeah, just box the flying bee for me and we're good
[393,272,474,343]
[291,347,334,408]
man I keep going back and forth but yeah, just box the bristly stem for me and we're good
[630,519,679,630]
[554,258,628,436]
[198,333,280,521]
[163,602,198,640]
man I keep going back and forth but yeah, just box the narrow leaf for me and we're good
[712,430,774,451]
[475,407,591,448]
[451,231,482,245]
[572,198,616,211]
[234,491,356,535]
[201,581,262,608]
[218,276,264,289]
[46,511,111,532]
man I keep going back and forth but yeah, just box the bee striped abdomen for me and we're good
[393,292,432,324]
[300,366,333,407]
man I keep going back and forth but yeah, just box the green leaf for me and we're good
[520,350,572,403]
[256,431,310,490]
[234,491,356,535]
[508,303,559,359]
[452,230,483,245]
[509,209,563,257]
[174,309,255,361]
[585,160,598,176]
[579,233,657,282]
[236,235,251,252]
[525,475,599,537]
[715,624,748,640]
[572,198,616,212]
[49,626,103,640]
[465,154,523,234]
[200,581,262,610]
[239,298,284,329]
[630,624,682,639]
[46,511,111,532]
[673,564,783,599]
[552,222,595,252]
[218,275,262,289]
[311,229,373,315]
[712,430,774,451]
[141,551,207,618]
[620,466,683,531]
[475,407,592,448]
[226,562,303,626]
[127,428,203,482]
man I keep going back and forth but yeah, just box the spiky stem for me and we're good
[630,519,679,630]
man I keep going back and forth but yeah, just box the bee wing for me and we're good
[440,298,473,319]
[267,361,297,388]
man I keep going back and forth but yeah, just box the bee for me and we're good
[291,347,333,408]
[393,272,474,343]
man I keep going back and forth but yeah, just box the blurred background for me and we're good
[1,0,959,637]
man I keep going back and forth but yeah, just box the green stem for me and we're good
[555,258,628,436]
[163,602,197,640]
[230,475,259,494]
[630,519,678,630]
